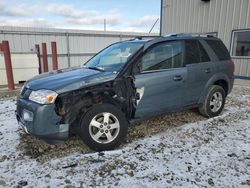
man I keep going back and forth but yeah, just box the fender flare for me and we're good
[198,73,230,105]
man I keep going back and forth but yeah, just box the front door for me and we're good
[134,40,187,118]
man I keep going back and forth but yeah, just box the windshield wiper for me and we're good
[84,66,105,72]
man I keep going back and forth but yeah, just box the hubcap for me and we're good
[89,112,120,144]
[209,92,223,113]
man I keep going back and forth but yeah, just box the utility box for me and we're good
[0,54,39,85]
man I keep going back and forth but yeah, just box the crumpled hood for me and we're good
[26,67,116,93]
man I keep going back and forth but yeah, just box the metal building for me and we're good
[0,26,156,84]
[160,0,250,79]
[0,26,156,71]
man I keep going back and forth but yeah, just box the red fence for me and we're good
[0,41,15,90]
[36,41,58,73]
[0,40,59,90]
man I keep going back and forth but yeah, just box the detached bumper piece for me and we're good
[16,97,69,144]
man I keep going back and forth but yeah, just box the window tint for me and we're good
[185,40,200,64]
[185,40,210,64]
[206,39,230,60]
[198,42,210,62]
[232,30,250,57]
[141,41,183,72]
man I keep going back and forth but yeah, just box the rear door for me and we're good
[134,40,187,118]
[184,39,216,105]
[205,39,233,78]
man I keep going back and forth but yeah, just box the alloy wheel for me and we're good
[209,92,223,113]
[89,112,120,144]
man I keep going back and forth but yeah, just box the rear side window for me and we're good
[185,40,210,64]
[199,42,210,62]
[205,39,231,60]
[185,40,200,64]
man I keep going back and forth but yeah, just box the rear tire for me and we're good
[199,85,226,118]
[79,104,128,151]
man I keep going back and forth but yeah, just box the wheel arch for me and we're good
[198,73,230,105]
[213,79,229,96]
[54,80,130,133]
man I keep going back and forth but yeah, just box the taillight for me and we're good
[230,59,235,73]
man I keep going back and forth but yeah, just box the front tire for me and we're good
[79,104,128,151]
[199,85,226,118]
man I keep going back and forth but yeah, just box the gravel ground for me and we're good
[0,85,249,187]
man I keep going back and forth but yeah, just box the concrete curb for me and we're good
[234,79,250,87]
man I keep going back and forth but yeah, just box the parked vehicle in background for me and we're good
[16,33,234,151]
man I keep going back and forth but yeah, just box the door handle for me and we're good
[205,68,211,73]
[173,75,183,81]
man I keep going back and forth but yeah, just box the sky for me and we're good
[0,0,161,33]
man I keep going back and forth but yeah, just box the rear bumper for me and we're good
[16,97,69,144]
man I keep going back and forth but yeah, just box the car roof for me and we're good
[121,33,221,51]
[148,34,220,49]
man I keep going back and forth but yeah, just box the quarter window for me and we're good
[141,41,183,72]
[206,40,231,60]
[231,30,250,57]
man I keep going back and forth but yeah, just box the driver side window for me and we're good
[141,41,183,72]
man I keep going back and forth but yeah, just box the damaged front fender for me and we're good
[54,75,136,133]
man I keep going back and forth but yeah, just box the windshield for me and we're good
[84,42,144,72]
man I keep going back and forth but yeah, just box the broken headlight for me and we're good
[29,89,58,104]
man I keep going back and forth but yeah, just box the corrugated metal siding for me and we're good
[0,26,157,71]
[161,0,250,77]
[234,58,250,77]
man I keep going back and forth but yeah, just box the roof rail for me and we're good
[127,35,158,42]
[134,36,143,40]
[164,32,216,38]
[126,36,145,41]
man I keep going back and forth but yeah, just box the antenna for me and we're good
[149,18,159,33]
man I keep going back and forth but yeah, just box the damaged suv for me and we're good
[16,33,234,151]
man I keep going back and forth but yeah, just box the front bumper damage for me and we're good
[16,97,69,144]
